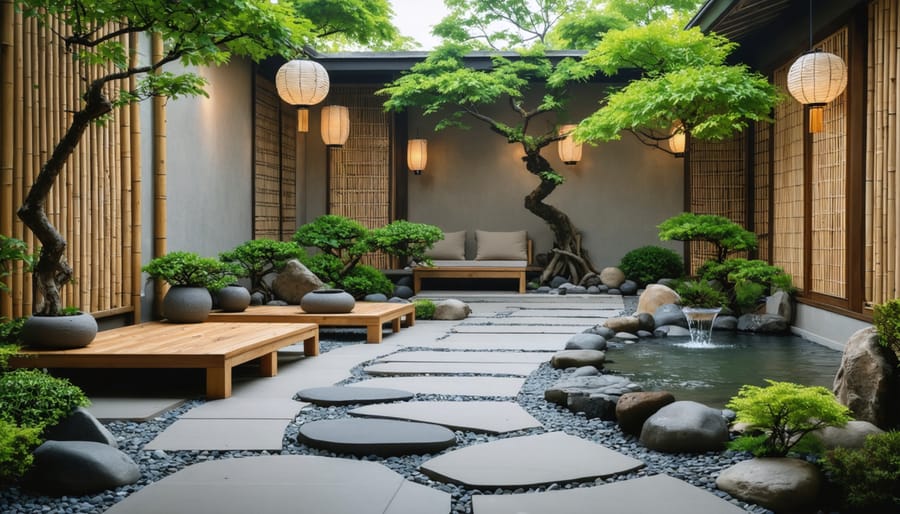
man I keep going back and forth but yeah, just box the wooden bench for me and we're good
[208,302,415,344]
[9,322,319,399]
[413,240,533,294]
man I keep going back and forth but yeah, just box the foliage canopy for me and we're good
[658,212,758,263]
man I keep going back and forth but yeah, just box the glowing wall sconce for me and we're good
[275,59,330,132]
[668,123,686,157]
[407,139,428,175]
[557,124,582,165]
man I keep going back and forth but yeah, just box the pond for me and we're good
[604,332,843,408]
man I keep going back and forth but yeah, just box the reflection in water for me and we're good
[604,333,842,408]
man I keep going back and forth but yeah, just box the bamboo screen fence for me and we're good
[865,0,899,307]
[254,77,296,241]
[0,10,139,319]
[327,86,393,269]
[687,134,748,272]
[754,122,772,262]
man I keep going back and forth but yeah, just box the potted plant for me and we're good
[142,251,239,323]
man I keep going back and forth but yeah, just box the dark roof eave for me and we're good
[314,50,587,73]
[687,0,739,31]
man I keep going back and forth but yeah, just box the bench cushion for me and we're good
[428,260,527,268]
[475,230,528,261]
[425,230,466,260]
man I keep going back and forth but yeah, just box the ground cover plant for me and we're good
[873,298,900,359]
[821,431,900,512]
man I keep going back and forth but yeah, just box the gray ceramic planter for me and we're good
[300,289,355,314]
[21,312,98,349]
[163,286,212,323]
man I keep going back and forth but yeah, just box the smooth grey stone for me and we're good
[564,333,607,351]
[43,407,118,448]
[250,292,265,305]
[26,441,140,495]
[550,350,605,369]
[567,285,588,294]
[636,312,655,331]
[364,293,389,302]
[607,288,621,295]
[583,326,616,339]
[549,276,569,289]
[297,418,456,457]
[813,420,884,449]
[271,259,325,304]
[557,288,567,296]
[737,313,789,333]
[653,327,669,337]
[296,386,414,406]
[614,332,639,341]
[536,286,551,293]
[716,458,821,513]
[834,326,900,428]
[433,299,471,320]
[619,280,638,295]
[388,296,410,303]
[721,409,737,422]
[396,275,413,287]
[765,290,793,322]
[657,278,678,287]
[636,330,654,338]
[567,392,619,420]
[654,303,687,328]
[713,315,738,330]
[266,300,288,306]
[545,375,640,406]
[571,365,600,377]
[393,285,414,299]
[640,401,729,453]
[587,286,600,294]
[655,325,691,337]
[596,285,609,293]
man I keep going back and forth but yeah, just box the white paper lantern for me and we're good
[321,105,350,147]
[275,60,330,132]
[786,51,847,133]
[668,124,686,156]
[407,139,428,174]
[557,124,582,165]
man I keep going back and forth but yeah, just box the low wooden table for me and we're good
[208,302,415,344]
[9,322,319,399]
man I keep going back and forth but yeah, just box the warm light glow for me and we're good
[786,50,847,133]
[668,123,686,156]
[557,124,582,165]
[275,59,330,132]
[407,139,428,174]
[321,105,350,147]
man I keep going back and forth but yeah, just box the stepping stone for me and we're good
[472,474,746,514]
[426,333,570,351]
[297,418,456,457]
[350,401,542,434]
[181,398,307,419]
[296,386,414,406]
[105,455,449,514]
[451,326,583,335]
[363,361,540,376]
[87,397,186,421]
[144,419,289,451]
[350,376,525,397]
[420,432,644,488]
[459,317,596,326]
[508,309,619,317]
[377,351,553,364]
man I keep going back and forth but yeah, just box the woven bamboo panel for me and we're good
[810,28,848,299]
[253,77,296,241]
[328,86,393,269]
[688,134,748,273]
[0,13,135,318]
[865,0,899,306]
[754,121,771,262]
[773,62,805,289]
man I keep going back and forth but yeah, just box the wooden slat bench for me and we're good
[413,240,533,294]
[9,321,319,399]
[207,302,415,344]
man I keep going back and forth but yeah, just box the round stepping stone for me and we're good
[295,386,414,406]
[297,418,456,457]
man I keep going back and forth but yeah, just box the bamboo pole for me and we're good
[129,32,142,323]
[0,0,14,318]
[152,33,167,318]
[12,8,25,317]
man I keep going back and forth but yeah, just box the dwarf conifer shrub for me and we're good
[0,419,41,483]
[618,245,684,286]
[822,431,900,512]
[873,299,900,359]
[0,369,90,429]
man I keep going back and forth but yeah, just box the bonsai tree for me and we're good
[14,0,398,316]
[657,213,758,264]
[368,220,444,266]
[142,252,239,292]
[219,239,306,302]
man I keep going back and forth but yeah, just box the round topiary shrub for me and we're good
[414,299,436,320]
[618,245,684,286]
[339,265,393,299]
[0,369,89,429]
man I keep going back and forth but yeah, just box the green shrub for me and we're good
[220,239,305,300]
[726,380,851,457]
[368,221,443,265]
[0,369,90,429]
[143,251,240,291]
[339,265,393,298]
[0,419,41,483]
[822,431,900,512]
[0,317,26,345]
[619,245,684,286]
[414,299,436,320]
[658,213,757,263]
[873,299,900,359]
[697,258,794,315]
[292,215,368,259]
[675,280,726,309]
[0,235,33,297]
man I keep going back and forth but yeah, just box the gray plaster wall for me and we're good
[792,304,872,350]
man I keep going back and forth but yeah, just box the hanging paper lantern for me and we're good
[275,60,330,132]
[407,139,428,175]
[321,105,350,147]
[668,123,686,157]
[557,124,582,165]
[786,51,848,133]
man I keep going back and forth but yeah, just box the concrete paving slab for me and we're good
[349,376,525,397]
[105,455,450,514]
[451,325,584,335]
[420,333,570,351]
[180,398,306,420]
[144,419,289,451]
[459,317,596,326]
[363,361,540,376]
[472,474,746,514]
[350,401,542,434]
[376,351,553,364]
[86,397,186,421]
[507,309,618,317]
[420,432,644,488]
[297,418,457,457]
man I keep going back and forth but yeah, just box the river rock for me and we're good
[393,285,414,299]
[599,267,625,288]
[271,259,326,304]
[713,315,738,330]
[833,327,899,428]
[26,441,140,495]
[545,375,642,407]
[813,420,884,449]
[550,350,605,369]
[715,458,821,513]
[654,325,691,337]
[604,316,640,334]
[565,333,607,351]
[549,276,568,289]
[636,312,655,332]
[737,313,789,333]
[571,365,600,377]
[433,299,471,320]
[765,290,793,323]
[614,332,639,342]
[567,392,619,420]
[616,391,676,437]
[640,401,729,453]
[583,326,616,339]
[43,407,117,448]
[637,284,681,315]
[364,293,389,302]
[654,303,687,328]
[619,280,638,295]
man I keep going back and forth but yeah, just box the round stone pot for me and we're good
[217,285,251,312]
[301,289,355,314]
[163,286,212,323]
[21,312,98,349]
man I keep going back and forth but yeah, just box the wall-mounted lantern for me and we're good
[407,139,428,175]
[321,105,350,147]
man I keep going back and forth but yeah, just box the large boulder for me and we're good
[765,290,793,323]
[640,401,728,453]
[813,420,884,449]
[271,259,326,304]
[26,441,140,495]
[43,407,118,448]
[616,391,676,437]
[565,333,607,351]
[833,327,899,428]
[654,303,687,328]
[636,285,680,315]
[599,267,626,288]
[736,313,789,333]
[550,350,605,369]
[604,316,640,334]
[715,458,821,513]
[433,299,471,320]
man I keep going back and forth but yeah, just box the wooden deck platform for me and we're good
[207,302,415,344]
[9,322,319,399]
